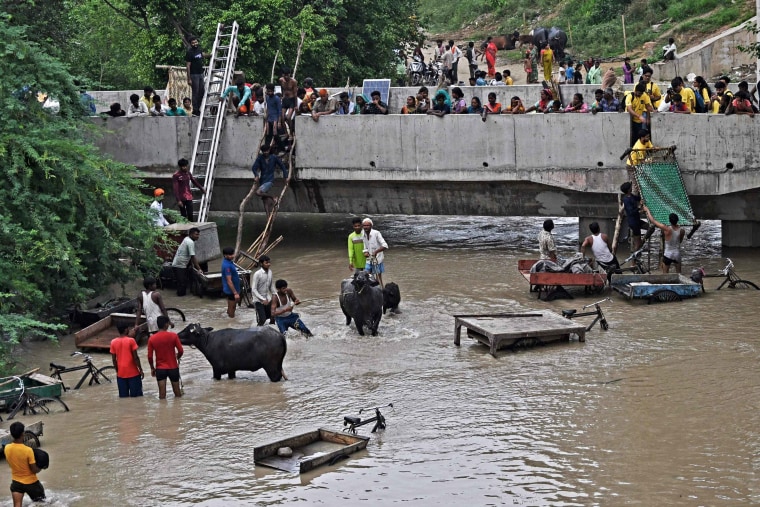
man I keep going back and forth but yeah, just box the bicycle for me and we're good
[343,404,393,434]
[561,297,611,331]
[695,258,759,291]
[5,377,69,420]
[49,351,115,391]
[619,246,651,275]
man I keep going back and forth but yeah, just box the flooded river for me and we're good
[8,214,760,506]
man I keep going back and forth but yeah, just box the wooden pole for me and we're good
[611,193,625,256]
[621,15,627,55]
[567,22,573,49]
[270,49,280,83]
[292,31,307,80]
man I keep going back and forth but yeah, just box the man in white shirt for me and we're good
[361,218,389,287]
[252,255,276,326]
[448,39,463,85]
[150,188,170,227]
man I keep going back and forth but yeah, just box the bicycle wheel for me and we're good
[92,366,115,385]
[647,289,681,304]
[22,431,40,449]
[166,307,186,322]
[6,398,26,420]
[29,397,69,416]
[730,280,760,290]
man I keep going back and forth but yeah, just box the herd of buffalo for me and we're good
[177,272,402,382]
[482,27,569,58]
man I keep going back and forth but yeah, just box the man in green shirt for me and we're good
[348,217,365,272]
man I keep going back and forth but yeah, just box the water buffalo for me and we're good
[382,282,401,314]
[177,323,287,381]
[340,270,383,336]
[482,31,520,51]
[531,26,569,59]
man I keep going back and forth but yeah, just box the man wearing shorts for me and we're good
[644,206,685,273]
[278,67,298,137]
[4,421,45,506]
[221,246,240,318]
[620,181,648,251]
[110,324,144,398]
[361,217,388,287]
[251,146,288,214]
[147,315,184,399]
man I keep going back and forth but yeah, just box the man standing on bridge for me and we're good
[185,36,207,116]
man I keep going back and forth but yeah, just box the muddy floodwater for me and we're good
[7,214,760,507]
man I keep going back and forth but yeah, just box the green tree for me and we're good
[93,0,422,87]
[0,16,164,367]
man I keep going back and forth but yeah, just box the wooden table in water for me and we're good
[454,312,587,356]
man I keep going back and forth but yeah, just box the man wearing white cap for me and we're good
[150,188,170,227]
[361,218,388,287]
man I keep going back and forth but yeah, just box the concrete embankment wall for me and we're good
[652,17,758,82]
[91,112,760,222]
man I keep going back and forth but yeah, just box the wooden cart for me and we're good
[518,259,607,300]
[611,273,702,303]
[254,428,370,474]
[74,313,149,351]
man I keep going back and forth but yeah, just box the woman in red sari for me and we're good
[485,36,497,79]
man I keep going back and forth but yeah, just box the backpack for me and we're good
[693,88,706,113]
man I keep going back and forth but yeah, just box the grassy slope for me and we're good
[418,0,755,62]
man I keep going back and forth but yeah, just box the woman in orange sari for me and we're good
[540,42,554,83]
[485,37,497,79]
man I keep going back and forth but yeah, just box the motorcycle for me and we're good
[424,60,443,87]
[407,55,426,87]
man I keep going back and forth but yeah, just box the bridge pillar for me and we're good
[721,221,760,247]
[579,217,616,248]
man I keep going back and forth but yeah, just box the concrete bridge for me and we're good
[91,108,760,246]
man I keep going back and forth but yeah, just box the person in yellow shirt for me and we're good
[4,422,45,505]
[503,69,514,85]
[640,68,662,108]
[625,83,654,146]
[627,129,654,167]
[671,77,695,112]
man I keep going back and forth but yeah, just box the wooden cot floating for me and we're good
[454,312,587,356]
[254,428,370,474]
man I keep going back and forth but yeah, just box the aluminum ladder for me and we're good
[190,21,240,223]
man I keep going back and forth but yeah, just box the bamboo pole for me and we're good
[292,31,307,80]
[567,22,573,49]
[270,49,280,83]
[611,193,625,256]
[621,15,627,55]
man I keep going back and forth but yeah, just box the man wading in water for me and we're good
[644,206,685,273]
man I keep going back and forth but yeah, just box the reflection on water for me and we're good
[7,215,760,507]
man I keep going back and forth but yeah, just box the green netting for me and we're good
[633,154,695,227]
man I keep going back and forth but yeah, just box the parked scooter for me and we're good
[408,55,426,86]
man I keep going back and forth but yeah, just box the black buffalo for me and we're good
[177,323,287,381]
[382,282,401,314]
[340,270,383,336]
[532,26,569,59]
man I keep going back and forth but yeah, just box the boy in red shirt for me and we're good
[110,324,144,397]
[147,315,184,399]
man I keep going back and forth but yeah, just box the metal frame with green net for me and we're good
[632,147,696,227]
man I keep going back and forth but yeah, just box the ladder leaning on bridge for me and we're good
[190,22,240,223]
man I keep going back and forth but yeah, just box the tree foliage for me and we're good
[0,16,164,362]
[62,0,421,89]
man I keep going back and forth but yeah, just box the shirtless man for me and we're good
[135,277,170,334]
[278,67,298,138]
[644,206,685,273]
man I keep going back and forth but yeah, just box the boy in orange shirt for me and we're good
[110,324,144,397]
